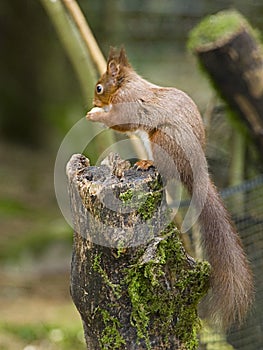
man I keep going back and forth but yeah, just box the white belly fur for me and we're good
[133,129,154,160]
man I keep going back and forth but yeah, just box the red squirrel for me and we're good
[86,47,254,329]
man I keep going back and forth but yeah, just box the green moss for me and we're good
[116,240,126,258]
[119,189,133,203]
[188,10,261,52]
[92,253,122,298]
[137,190,162,220]
[125,223,210,349]
[93,182,209,349]
[119,178,163,221]
[99,309,126,350]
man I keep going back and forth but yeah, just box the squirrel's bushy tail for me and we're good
[198,179,254,329]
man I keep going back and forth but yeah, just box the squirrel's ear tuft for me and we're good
[107,47,118,63]
[107,47,120,76]
[107,46,129,76]
[118,47,130,67]
[107,60,119,77]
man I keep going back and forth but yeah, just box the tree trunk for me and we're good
[66,153,210,350]
[189,10,263,157]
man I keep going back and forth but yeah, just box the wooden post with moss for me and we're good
[188,10,263,156]
[66,153,210,350]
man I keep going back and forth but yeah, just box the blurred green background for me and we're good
[1,1,263,349]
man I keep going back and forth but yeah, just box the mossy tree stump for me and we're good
[66,153,210,350]
[189,10,263,156]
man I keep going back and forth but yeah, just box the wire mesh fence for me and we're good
[224,175,263,350]
[179,175,263,349]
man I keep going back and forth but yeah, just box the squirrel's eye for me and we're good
[96,84,104,94]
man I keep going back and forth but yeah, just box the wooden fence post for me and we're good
[189,10,263,157]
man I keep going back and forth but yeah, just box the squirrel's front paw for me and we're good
[86,107,105,121]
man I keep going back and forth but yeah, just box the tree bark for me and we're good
[66,153,210,350]
[190,11,263,157]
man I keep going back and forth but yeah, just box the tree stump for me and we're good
[66,153,210,350]
[189,10,263,156]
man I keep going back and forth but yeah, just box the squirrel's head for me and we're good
[93,47,131,107]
